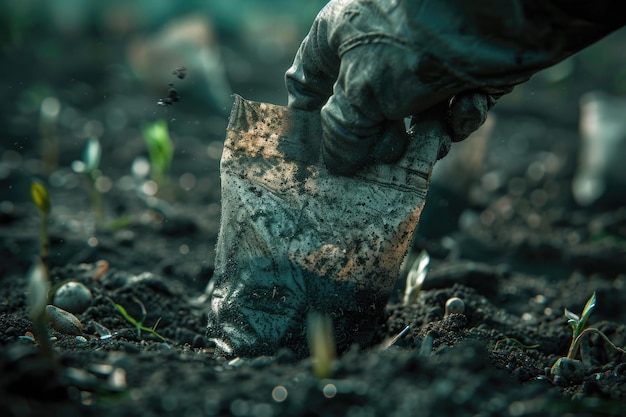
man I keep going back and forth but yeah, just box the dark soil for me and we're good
[2,12,626,417]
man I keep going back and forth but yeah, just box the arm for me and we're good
[286,0,625,175]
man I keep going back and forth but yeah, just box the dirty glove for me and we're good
[286,0,625,176]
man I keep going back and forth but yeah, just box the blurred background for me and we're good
[1,0,626,274]
[0,0,326,207]
[1,0,326,153]
[1,0,625,190]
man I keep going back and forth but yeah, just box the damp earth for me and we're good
[2,5,626,417]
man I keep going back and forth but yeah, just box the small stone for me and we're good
[444,297,465,317]
[550,357,585,386]
[46,305,83,335]
[53,281,92,314]
[192,334,206,349]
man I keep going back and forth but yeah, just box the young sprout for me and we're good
[551,292,626,384]
[403,250,430,306]
[142,119,174,187]
[31,179,50,262]
[564,291,596,359]
[72,137,104,225]
[27,258,55,360]
[382,325,410,349]
[110,296,167,342]
[307,311,336,379]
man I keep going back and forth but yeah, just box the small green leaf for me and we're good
[577,291,597,336]
[110,297,167,342]
[564,308,579,323]
[142,120,173,182]
[84,137,101,173]
[31,180,50,215]
[567,318,578,331]
[114,303,140,328]
[151,317,162,332]
[403,250,430,306]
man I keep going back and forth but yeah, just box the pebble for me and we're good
[444,297,465,317]
[550,357,584,386]
[46,304,83,335]
[53,281,92,314]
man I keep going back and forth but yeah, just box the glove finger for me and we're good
[447,92,494,142]
[321,113,377,176]
[371,120,410,165]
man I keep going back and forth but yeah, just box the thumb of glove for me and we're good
[447,92,495,142]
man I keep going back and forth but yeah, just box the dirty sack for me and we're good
[206,95,445,358]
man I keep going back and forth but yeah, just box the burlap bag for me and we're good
[207,95,444,357]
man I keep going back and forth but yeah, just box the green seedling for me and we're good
[142,119,174,187]
[110,296,167,342]
[564,291,596,359]
[307,311,336,379]
[27,258,55,361]
[72,137,104,225]
[31,179,50,263]
[560,291,626,360]
[382,325,410,349]
[403,250,429,306]
[551,292,626,383]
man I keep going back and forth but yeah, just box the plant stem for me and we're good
[33,311,55,361]
[40,211,49,263]
[566,327,626,360]
[88,179,104,227]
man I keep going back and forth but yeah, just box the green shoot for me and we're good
[142,119,174,186]
[382,325,410,349]
[564,291,596,358]
[27,258,55,360]
[31,179,50,262]
[72,137,104,225]
[551,292,626,382]
[306,311,336,379]
[402,250,429,306]
[559,292,626,361]
[111,297,167,342]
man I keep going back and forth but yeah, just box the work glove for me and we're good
[286,0,625,176]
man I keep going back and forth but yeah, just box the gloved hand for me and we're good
[286,0,625,176]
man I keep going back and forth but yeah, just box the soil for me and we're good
[2,13,626,417]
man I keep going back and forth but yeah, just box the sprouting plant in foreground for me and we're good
[142,119,174,186]
[307,311,336,379]
[110,296,167,342]
[551,292,626,381]
[31,179,51,263]
[552,291,626,366]
[557,291,626,359]
[27,258,55,361]
[564,291,597,360]
[72,137,104,225]
[403,250,429,306]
